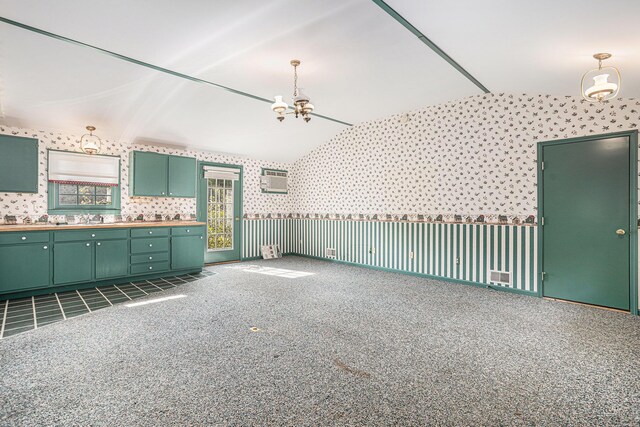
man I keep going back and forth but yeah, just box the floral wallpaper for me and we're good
[0,126,292,223]
[289,93,640,223]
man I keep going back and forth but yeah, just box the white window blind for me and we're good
[48,150,120,186]
[203,166,240,181]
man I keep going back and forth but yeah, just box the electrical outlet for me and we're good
[409,251,414,259]
[456,257,460,265]
[369,247,375,254]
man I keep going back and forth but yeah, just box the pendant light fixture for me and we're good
[271,60,314,122]
[581,53,621,103]
[79,125,102,155]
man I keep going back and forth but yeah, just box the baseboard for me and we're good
[289,253,538,298]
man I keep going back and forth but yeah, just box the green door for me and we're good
[0,244,50,292]
[198,163,242,263]
[131,151,168,196]
[54,241,93,285]
[541,135,631,310]
[168,156,197,197]
[95,239,128,280]
[171,235,205,269]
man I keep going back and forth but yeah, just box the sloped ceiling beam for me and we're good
[371,0,490,94]
[0,16,353,126]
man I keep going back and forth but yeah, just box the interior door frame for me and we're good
[537,130,638,315]
[197,161,243,262]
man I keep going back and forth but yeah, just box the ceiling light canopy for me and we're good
[79,125,102,154]
[271,60,314,123]
[581,53,620,103]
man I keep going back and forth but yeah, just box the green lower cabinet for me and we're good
[171,235,205,270]
[54,241,93,285]
[96,239,129,280]
[0,244,50,293]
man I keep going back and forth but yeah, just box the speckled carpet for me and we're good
[1,256,639,426]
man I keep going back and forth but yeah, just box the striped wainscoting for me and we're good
[288,219,539,294]
[242,218,293,259]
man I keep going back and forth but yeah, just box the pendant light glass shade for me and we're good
[79,125,102,155]
[581,53,621,103]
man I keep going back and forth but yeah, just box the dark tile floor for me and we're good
[0,270,216,339]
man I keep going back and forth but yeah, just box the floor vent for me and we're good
[489,270,511,286]
[326,248,337,258]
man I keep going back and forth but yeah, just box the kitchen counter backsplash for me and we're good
[0,125,292,219]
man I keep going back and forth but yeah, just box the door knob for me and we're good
[616,229,626,236]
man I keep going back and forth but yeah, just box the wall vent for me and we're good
[489,270,511,286]
[260,169,288,193]
[326,248,337,258]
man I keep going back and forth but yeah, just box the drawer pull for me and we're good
[186,229,190,233]
[91,234,96,237]
[86,243,91,247]
[149,256,153,260]
[200,236,203,239]
[97,242,101,246]
[149,244,153,247]
[149,231,153,234]
[149,266,153,270]
[21,236,26,240]
[43,246,48,250]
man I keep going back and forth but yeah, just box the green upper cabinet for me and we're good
[168,155,197,197]
[130,151,168,196]
[0,134,39,193]
[130,151,196,197]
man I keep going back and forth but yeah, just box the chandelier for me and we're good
[79,125,102,155]
[581,53,621,103]
[271,60,314,122]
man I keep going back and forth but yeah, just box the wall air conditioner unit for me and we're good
[260,169,288,194]
[489,270,512,286]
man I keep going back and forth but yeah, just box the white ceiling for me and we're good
[0,1,637,162]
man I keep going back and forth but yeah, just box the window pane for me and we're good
[96,196,111,205]
[59,195,77,205]
[95,186,112,196]
[59,184,77,194]
[78,185,94,195]
[79,195,95,205]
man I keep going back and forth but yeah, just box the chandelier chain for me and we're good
[293,63,298,97]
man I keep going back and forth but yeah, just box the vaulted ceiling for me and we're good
[0,0,638,162]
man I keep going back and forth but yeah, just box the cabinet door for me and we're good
[0,244,50,293]
[0,135,38,193]
[168,156,196,197]
[95,239,128,280]
[54,242,93,285]
[131,151,168,196]
[171,235,205,270]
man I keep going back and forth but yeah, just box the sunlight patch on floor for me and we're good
[225,265,315,278]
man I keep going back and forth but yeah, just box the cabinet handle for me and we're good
[91,234,96,237]
[186,229,190,233]
[21,236,26,240]
[149,256,153,260]
[86,243,91,247]
[149,266,153,270]
[149,231,153,234]
[149,244,153,247]
[43,246,48,250]
[200,236,203,239]
[97,242,101,246]
[161,192,165,195]
[169,193,173,195]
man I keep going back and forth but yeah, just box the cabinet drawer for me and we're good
[131,252,169,264]
[130,237,169,254]
[54,228,128,242]
[130,261,169,275]
[0,231,50,245]
[131,227,169,238]
[171,226,204,236]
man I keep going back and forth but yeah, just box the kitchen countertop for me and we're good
[0,221,207,232]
